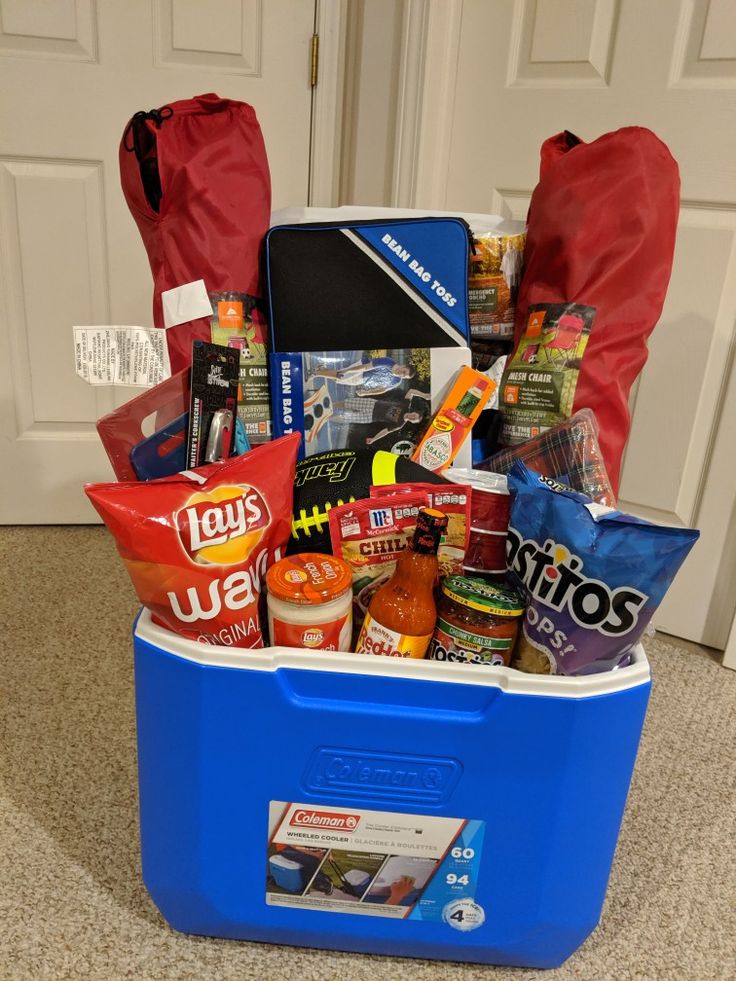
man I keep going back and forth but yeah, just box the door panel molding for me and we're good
[309,0,348,205]
[0,0,98,62]
[152,0,263,75]
[670,0,736,88]
[392,0,462,208]
[507,0,621,88]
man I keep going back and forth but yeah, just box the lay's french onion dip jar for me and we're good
[266,553,353,652]
[428,576,525,666]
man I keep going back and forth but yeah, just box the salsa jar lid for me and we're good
[441,576,524,617]
[266,553,353,605]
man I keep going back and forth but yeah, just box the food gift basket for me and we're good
[83,104,699,969]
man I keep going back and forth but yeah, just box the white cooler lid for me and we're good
[269,854,302,871]
[135,609,650,700]
[344,869,371,887]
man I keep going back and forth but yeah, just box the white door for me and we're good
[0,0,340,523]
[400,0,736,648]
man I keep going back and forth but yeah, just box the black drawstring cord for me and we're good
[122,105,173,212]
[123,105,173,156]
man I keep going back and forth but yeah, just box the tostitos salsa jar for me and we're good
[428,576,524,666]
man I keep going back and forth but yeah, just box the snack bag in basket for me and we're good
[85,433,300,648]
[506,462,699,676]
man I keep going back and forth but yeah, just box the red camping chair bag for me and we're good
[119,93,271,373]
[507,127,680,496]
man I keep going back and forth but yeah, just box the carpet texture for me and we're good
[1,526,734,981]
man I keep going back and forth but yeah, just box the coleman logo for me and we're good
[176,485,270,566]
[506,528,648,636]
[289,809,360,832]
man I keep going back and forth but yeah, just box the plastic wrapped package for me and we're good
[96,368,190,481]
[477,409,615,507]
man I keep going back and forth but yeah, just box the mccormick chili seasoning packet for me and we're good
[370,482,471,577]
[328,492,430,631]
[85,433,300,648]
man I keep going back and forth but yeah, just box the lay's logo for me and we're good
[176,485,270,565]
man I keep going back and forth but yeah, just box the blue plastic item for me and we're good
[133,610,650,969]
[130,411,189,480]
[269,853,309,893]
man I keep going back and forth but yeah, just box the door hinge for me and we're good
[310,33,319,87]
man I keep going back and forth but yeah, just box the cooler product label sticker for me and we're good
[266,802,486,926]
[73,326,170,387]
[500,302,595,444]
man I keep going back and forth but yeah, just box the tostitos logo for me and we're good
[176,484,270,565]
[289,809,360,832]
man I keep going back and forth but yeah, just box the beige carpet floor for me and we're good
[1,526,734,981]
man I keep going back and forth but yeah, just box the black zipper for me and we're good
[269,215,476,255]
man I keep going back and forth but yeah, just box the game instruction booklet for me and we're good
[270,347,471,465]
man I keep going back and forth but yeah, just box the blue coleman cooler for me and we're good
[133,610,651,969]
[268,852,312,894]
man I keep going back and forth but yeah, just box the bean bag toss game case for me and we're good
[265,217,472,352]
[133,610,651,968]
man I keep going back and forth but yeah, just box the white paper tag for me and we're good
[585,501,617,520]
[484,355,506,410]
[73,326,171,387]
[161,278,212,328]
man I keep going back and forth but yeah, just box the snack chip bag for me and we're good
[506,462,699,676]
[85,433,300,648]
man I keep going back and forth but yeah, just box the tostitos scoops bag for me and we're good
[506,462,698,676]
[86,433,300,648]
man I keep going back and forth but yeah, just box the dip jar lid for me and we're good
[266,553,353,605]
[441,576,525,617]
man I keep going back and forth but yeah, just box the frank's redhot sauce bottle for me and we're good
[355,507,448,658]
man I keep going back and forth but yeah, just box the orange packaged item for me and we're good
[85,433,300,648]
[355,508,448,659]
[411,366,495,473]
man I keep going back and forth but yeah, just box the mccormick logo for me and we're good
[289,809,360,832]
[506,528,648,636]
[369,507,393,530]
[176,484,270,565]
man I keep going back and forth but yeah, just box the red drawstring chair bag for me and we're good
[503,127,680,496]
[119,93,271,373]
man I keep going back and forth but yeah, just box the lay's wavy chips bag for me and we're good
[506,462,699,675]
[86,433,300,648]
